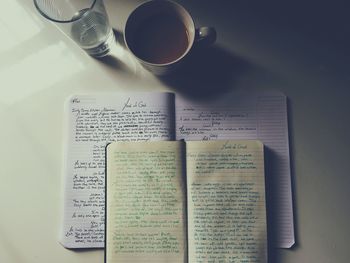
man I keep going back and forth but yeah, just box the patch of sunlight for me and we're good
[0,0,44,53]
[0,41,85,105]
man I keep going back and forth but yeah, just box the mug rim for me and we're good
[124,0,196,67]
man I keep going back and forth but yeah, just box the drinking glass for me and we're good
[34,0,115,57]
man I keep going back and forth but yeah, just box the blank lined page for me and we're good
[176,92,294,248]
[61,92,175,248]
[106,141,187,263]
[186,140,267,262]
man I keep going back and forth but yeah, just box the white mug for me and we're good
[124,0,216,75]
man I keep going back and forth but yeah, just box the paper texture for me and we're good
[176,92,294,248]
[61,91,294,249]
[186,140,267,262]
[61,93,175,248]
[106,141,186,263]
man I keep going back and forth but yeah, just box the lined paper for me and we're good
[176,92,294,248]
[61,93,175,248]
[186,140,267,262]
[106,141,186,263]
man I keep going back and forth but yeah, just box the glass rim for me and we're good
[33,0,97,23]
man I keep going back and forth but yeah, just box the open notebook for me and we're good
[106,140,267,263]
[60,91,294,248]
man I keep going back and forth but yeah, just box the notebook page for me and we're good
[186,140,267,262]
[61,92,175,248]
[106,141,187,263]
[175,92,294,248]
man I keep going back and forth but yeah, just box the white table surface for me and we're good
[1,0,350,262]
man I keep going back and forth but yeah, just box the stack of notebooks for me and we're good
[60,91,295,263]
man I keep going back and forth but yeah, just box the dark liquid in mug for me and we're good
[130,14,189,64]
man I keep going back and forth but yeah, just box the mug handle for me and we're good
[195,27,217,46]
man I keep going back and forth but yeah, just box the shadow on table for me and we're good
[159,44,254,101]
[96,30,135,74]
